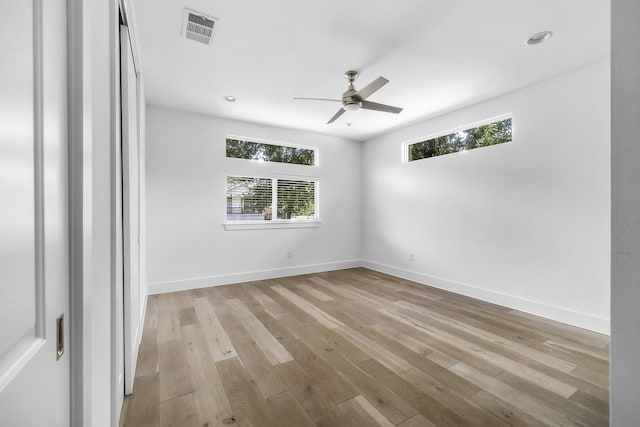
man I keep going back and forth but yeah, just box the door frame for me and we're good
[67,0,144,425]
[67,0,91,424]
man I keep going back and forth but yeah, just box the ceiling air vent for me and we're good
[182,8,218,45]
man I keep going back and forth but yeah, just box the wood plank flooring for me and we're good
[120,268,610,427]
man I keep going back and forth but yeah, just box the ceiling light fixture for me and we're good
[526,31,553,45]
[342,102,361,112]
[223,96,236,102]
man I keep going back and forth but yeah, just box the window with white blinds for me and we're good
[226,176,273,221]
[226,175,316,222]
[225,136,319,228]
[277,179,315,220]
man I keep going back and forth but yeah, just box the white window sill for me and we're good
[223,220,321,231]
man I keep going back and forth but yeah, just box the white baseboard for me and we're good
[362,260,610,335]
[148,260,362,295]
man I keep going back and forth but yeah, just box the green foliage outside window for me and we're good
[408,118,512,162]
[226,138,315,166]
[226,176,272,220]
[277,180,315,219]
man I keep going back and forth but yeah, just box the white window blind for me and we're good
[277,179,315,220]
[226,176,273,221]
[226,176,316,222]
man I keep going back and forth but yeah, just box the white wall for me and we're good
[361,61,611,333]
[146,106,362,292]
[611,0,640,423]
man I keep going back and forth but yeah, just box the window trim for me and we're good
[402,114,512,163]
[226,134,320,167]
[223,220,321,231]
[224,172,320,230]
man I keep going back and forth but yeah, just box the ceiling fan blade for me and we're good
[361,100,403,114]
[327,108,345,124]
[355,76,389,99]
[294,97,342,102]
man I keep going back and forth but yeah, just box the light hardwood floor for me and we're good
[120,268,609,427]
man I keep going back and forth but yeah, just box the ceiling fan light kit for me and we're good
[295,70,403,124]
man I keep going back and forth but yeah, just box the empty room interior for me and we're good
[125,0,614,425]
[3,0,640,426]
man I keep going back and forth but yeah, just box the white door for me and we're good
[120,24,142,395]
[0,0,70,425]
[113,17,125,419]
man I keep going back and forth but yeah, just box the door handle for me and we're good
[56,314,64,360]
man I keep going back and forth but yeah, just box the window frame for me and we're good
[402,114,512,163]
[224,135,321,230]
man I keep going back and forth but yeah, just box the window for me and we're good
[407,117,512,162]
[224,136,319,229]
[226,138,315,166]
[226,176,272,221]
[226,176,316,222]
[277,179,316,220]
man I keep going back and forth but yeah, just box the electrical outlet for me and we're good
[287,250,293,258]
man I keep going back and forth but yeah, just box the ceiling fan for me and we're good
[294,70,403,124]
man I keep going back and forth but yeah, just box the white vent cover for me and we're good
[182,8,218,45]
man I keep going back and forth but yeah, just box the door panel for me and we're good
[0,0,70,425]
[113,15,125,419]
[121,24,141,395]
[0,1,38,365]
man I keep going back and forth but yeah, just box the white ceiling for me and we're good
[131,0,609,141]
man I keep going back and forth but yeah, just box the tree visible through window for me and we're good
[408,118,512,162]
[226,138,315,166]
[226,176,272,221]
[277,180,315,220]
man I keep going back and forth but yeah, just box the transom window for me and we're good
[407,117,512,162]
[226,138,316,166]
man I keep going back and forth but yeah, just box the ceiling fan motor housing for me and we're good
[342,87,362,110]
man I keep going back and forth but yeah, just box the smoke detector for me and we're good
[182,8,218,45]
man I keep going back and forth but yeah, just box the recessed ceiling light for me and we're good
[526,31,553,46]
[223,96,236,102]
